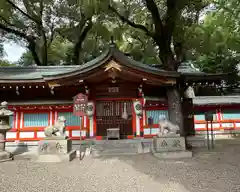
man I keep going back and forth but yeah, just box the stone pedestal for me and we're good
[0,150,13,162]
[152,136,192,159]
[0,131,12,162]
[36,137,76,162]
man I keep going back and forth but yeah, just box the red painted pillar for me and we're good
[132,101,136,137]
[139,98,144,137]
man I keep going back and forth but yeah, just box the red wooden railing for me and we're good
[194,119,240,131]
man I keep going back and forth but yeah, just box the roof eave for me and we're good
[181,73,229,80]
[42,51,112,81]
[0,79,46,84]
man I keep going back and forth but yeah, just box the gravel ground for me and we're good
[1,145,240,192]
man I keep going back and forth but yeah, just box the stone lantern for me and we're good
[0,101,14,162]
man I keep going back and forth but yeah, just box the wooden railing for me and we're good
[194,119,240,131]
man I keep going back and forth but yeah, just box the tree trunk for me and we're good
[41,32,48,65]
[72,39,83,65]
[72,20,93,65]
[166,86,184,136]
[28,40,42,66]
[182,98,195,136]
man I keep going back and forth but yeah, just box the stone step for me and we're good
[91,140,142,157]
[152,150,192,159]
[94,139,142,145]
[93,143,139,150]
[91,148,139,157]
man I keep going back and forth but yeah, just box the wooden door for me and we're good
[96,100,133,139]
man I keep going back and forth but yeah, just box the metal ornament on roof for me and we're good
[184,86,195,99]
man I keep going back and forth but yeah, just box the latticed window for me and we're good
[146,110,169,124]
[194,112,217,121]
[58,112,82,126]
[222,109,240,120]
[23,113,49,127]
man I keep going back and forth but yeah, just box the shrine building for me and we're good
[0,43,238,144]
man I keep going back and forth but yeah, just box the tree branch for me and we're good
[164,0,181,43]
[27,41,42,66]
[0,15,15,27]
[72,20,93,65]
[39,0,44,18]
[0,23,29,40]
[108,5,155,38]
[47,24,56,48]
[6,0,41,24]
[173,40,184,65]
[143,0,163,38]
[0,23,42,66]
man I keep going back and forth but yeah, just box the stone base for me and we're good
[36,138,76,162]
[153,136,186,152]
[35,150,76,163]
[152,150,192,159]
[0,151,13,162]
[38,138,72,154]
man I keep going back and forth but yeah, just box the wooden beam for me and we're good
[121,67,176,85]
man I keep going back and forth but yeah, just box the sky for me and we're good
[3,42,26,62]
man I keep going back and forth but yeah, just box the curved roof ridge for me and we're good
[41,49,111,78]
[111,46,180,77]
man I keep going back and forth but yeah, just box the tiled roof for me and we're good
[193,96,240,105]
[0,44,179,82]
[0,45,227,83]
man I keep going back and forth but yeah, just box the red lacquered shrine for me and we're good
[0,44,231,142]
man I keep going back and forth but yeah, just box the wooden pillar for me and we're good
[166,86,184,136]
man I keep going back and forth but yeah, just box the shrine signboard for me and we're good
[73,93,88,116]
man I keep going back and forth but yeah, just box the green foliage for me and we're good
[18,36,72,66]
[0,0,238,85]
[184,0,240,88]
[0,59,15,66]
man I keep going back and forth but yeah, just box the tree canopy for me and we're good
[0,0,239,80]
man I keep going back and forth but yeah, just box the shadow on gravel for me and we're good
[94,144,240,192]
[12,142,29,155]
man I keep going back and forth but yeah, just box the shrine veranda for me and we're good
[0,44,238,148]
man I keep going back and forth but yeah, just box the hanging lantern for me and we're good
[138,84,144,97]
[184,86,195,99]
[85,101,94,117]
[133,100,143,116]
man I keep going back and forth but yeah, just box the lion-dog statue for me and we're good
[44,116,67,138]
[157,117,180,137]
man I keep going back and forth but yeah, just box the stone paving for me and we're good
[0,145,240,192]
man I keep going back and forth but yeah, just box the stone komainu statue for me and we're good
[157,117,180,137]
[44,116,67,138]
